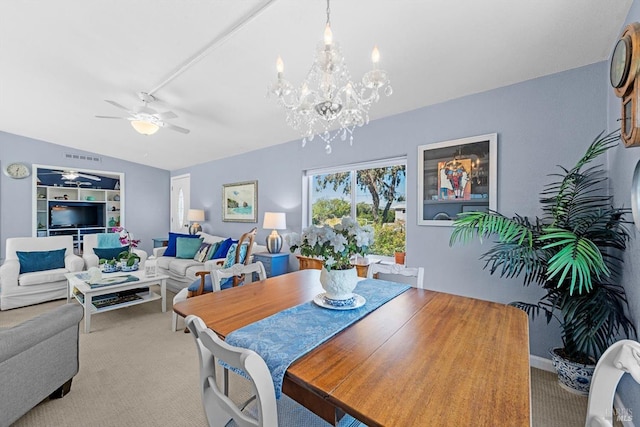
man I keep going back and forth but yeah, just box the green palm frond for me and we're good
[450,130,635,360]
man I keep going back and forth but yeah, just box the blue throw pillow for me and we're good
[164,232,199,257]
[17,248,66,274]
[212,238,237,259]
[206,242,221,260]
[94,246,129,261]
[176,237,204,259]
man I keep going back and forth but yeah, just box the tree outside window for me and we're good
[308,161,406,256]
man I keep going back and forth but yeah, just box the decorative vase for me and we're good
[319,267,358,300]
[101,263,119,273]
[394,251,406,265]
[120,259,139,272]
[549,347,595,395]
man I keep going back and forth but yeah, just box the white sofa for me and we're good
[82,233,148,269]
[0,236,84,310]
[153,231,265,293]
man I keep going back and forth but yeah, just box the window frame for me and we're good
[302,156,408,228]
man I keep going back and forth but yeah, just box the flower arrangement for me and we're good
[112,226,141,267]
[288,217,374,271]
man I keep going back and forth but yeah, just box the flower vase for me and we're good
[319,267,358,300]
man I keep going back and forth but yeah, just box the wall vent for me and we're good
[63,153,102,163]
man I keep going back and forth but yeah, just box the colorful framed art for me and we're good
[222,180,258,222]
[417,133,497,226]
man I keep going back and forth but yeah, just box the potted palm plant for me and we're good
[449,131,636,394]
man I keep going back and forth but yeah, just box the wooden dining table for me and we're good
[173,269,531,426]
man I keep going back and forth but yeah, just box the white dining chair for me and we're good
[172,261,267,332]
[186,315,277,427]
[186,315,367,427]
[211,261,267,292]
[367,263,425,289]
[585,339,640,427]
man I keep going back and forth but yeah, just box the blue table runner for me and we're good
[224,278,411,398]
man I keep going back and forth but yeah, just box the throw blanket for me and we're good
[225,279,411,398]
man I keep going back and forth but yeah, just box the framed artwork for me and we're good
[417,133,497,226]
[222,180,258,222]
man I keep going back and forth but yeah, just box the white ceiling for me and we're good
[0,0,632,171]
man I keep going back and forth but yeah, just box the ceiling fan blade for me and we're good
[156,111,178,120]
[163,122,190,134]
[95,115,128,119]
[78,173,101,181]
[105,100,132,112]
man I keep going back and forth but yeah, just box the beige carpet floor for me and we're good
[1,290,589,426]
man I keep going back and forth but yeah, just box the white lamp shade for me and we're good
[188,209,205,222]
[263,212,286,230]
[131,120,160,135]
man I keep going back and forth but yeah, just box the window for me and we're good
[304,157,406,256]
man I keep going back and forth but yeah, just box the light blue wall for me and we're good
[608,2,640,418]
[0,131,170,256]
[177,62,609,363]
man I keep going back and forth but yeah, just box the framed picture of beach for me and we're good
[417,133,497,226]
[222,180,258,222]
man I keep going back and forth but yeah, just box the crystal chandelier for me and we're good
[268,0,392,154]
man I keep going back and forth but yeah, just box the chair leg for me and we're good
[49,378,73,399]
[172,312,179,332]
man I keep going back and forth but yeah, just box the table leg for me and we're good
[66,280,71,303]
[84,295,92,333]
[160,279,166,312]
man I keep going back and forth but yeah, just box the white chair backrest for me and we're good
[367,263,425,289]
[186,315,278,427]
[5,236,75,260]
[586,339,640,427]
[82,233,124,254]
[211,261,267,292]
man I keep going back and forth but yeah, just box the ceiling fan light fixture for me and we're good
[131,120,160,135]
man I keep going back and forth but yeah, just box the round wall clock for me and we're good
[612,23,640,98]
[4,162,31,179]
[610,37,631,88]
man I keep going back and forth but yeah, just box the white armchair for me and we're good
[0,236,84,310]
[82,233,148,269]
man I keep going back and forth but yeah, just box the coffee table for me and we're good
[66,269,168,333]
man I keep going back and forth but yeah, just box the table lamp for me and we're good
[263,212,286,253]
[187,209,205,234]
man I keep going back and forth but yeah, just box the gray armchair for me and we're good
[0,303,84,427]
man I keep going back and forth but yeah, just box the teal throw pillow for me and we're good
[193,242,213,263]
[17,248,66,274]
[222,243,249,268]
[94,246,129,261]
[176,237,204,259]
[164,232,200,257]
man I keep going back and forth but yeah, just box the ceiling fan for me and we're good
[64,181,92,187]
[40,169,101,181]
[96,92,190,135]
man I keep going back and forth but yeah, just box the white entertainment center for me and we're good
[32,165,124,253]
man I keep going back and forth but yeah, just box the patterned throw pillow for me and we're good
[193,242,213,263]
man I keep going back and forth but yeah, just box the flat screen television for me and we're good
[49,202,105,228]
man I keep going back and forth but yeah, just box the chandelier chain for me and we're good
[268,0,392,154]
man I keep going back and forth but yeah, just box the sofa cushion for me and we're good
[176,237,203,259]
[16,248,66,274]
[18,268,69,286]
[94,246,129,261]
[168,258,202,276]
[213,238,236,259]
[197,232,227,245]
[164,232,200,257]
